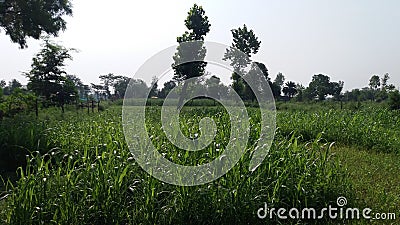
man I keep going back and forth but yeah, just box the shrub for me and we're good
[388,90,400,110]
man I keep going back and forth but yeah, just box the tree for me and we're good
[0,80,6,88]
[308,74,332,101]
[204,75,224,100]
[158,81,177,99]
[172,4,210,109]
[149,76,159,98]
[282,81,297,99]
[243,61,271,101]
[124,79,148,98]
[274,73,285,87]
[26,39,75,110]
[272,72,285,97]
[59,78,78,111]
[224,24,261,100]
[0,86,3,103]
[113,76,130,98]
[66,74,86,99]
[90,84,105,101]
[294,83,305,101]
[3,79,22,95]
[66,74,83,87]
[388,90,400,110]
[330,81,344,100]
[99,73,120,98]
[369,75,380,90]
[381,73,390,90]
[0,0,73,48]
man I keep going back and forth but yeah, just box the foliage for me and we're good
[369,75,380,90]
[306,74,343,101]
[158,80,177,99]
[278,107,400,153]
[98,74,114,98]
[26,39,76,109]
[2,79,22,96]
[172,4,210,109]
[388,90,400,110]
[272,72,285,97]
[282,81,297,99]
[0,88,36,116]
[1,107,349,224]
[0,0,72,48]
[112,76,131,98]
[224,24,261,100]
[124,79,148,99]
[149,76,159,98]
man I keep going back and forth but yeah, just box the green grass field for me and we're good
[0,103,399,224]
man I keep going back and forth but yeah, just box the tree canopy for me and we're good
[25,39,76,111]
[0,0,73,48]
[172,4,211,109]
[224,24,261,101]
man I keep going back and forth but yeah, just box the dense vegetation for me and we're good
[0,102,399,224]
[0,105,347,224]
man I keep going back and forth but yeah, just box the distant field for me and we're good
[0,103,399,224]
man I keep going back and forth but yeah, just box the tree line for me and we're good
[1,2,400,118]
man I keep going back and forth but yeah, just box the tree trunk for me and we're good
[35,98,39,118]
[177,80,189,110]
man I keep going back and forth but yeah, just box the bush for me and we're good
[388,90,400,110]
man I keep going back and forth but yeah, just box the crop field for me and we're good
[0,104,399,224]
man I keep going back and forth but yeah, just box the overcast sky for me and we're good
[0,0,399,90]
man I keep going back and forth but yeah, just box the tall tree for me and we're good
[3,79,22,95]
[0,0,73,48]
[0,80,6,88]
[158,81,177,99]
[205,75,223,99]
[330,81,344,100]
[172,4,210,109]
[66,74,85,99]
[272,72,285,97]
[113,76,130,98]
[282,81,297,99]
[149,76,159,98]
[369,75,380,90]
[124,79,148,98]
[243,61,271,101]
[224,24,261,100]
[26,39,75,110]
[90,84,104,101]
[294,83,305,101]
[99,73,120,98]
[388,90,400,110]
[381,73,390,91]
[307,74,332,101]
[274,72,285,87]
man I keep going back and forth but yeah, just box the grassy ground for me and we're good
[332,146,399,224]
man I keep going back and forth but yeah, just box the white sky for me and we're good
[0,0,399,90]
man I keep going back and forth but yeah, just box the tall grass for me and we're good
[277,107,400,153]
[1,107,350,224]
